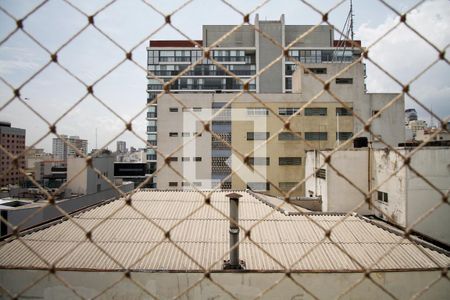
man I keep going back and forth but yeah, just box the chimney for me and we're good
[223,193,245,270]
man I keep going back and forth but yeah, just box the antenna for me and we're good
[350,0,354,41]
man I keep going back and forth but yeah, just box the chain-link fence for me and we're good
[0,0,449,299]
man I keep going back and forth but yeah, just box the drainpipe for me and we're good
[223,192,244,270]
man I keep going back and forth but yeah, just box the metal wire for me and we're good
[0,0,449,299]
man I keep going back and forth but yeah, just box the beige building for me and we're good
[156,60,404,196]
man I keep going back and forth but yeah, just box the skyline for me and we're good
[0,0,449,152]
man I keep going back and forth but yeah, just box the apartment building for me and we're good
[148,15,404,193]
[146,15,365,188]
[0,122,26,187]
[52,135,88,162]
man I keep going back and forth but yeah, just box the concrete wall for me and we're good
[1,270,448,299]
[285,25,333,47]
[203,25,255,47]
[305,150,371,214]
[372,148,450,245]
[406,148,449,245]
[372,150,407,226]
[256,18,284,93]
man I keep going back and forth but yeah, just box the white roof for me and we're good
[0,190,448,272]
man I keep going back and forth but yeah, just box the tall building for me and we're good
[52,135,88,162]
[147,15,404,191]
[0,122,26,187]
[116,141,127,154]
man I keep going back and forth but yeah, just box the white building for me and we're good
[66,151,115,195]
[52,135,88,161]
[305,147,450,245]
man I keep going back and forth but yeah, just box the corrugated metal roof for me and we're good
[0,190,448,272]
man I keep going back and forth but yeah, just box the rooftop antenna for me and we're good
[350,0,354,41]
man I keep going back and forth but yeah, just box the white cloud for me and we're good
[357,0,450,120]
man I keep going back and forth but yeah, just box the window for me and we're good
[247,182,270,191]
[169,182,178,187]
[336,107,352,116]
[279,157,302,165]
[169,157,178,162]
[169,132,178,137]
[278,132,301,140]
[247,107,268,116]
[279,182,299,191]
[193,182,202,187]
[336,78,353,84]
[305,132,328,141]
[182,182,191,187]
[169,107,178,112]
[248,157,270,166]
[316,168,326,179]
[377,191,389,203]
[182,157,190,162]
[336,132,353,140]
[193,132,202,137]
[305,108,327,116]
[279,107,300,116]
[193,107,202,112]
[247,132,270,140]
[304,68,327,74]
[182,132,190,137]
[193,157,202,162]
[146,154,156,160]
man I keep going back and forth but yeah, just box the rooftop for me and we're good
[0,190,448,272]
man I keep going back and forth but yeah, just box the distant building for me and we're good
[52,135,88,162]
[416,126,450,142]
[404,108,418,124]
[0,122,25,187]
[65,151,114,195]
[305,146,450,245]
[116,141,127,154]
[114,162,150,188]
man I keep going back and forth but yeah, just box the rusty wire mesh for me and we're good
[0,0,449,299]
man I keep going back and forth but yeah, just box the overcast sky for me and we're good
[0,0,449,153]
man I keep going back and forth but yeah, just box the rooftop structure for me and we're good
[0,190,448,298]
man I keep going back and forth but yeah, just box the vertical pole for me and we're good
[225,192,242,269]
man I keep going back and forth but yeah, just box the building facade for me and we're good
[146,15,365,189]
[116,141,127,154]
[0,122,26,187]
[52,135,88,162]
[148,16,404,193]
[304,147,450,245]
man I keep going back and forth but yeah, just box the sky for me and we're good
[0,0,449,153]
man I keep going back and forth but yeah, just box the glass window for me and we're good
[279,157,302,165]
[336,107,353,116]
[247,182,270,191]
[337,132,353,140]
[279,107,299,116]
[305,132,327,141]
[247,132,270,140]
[336,78,353,84]
[304,108,327,116]
[247,108,268,116]
[248,157,270,166]
[278,132,301,140]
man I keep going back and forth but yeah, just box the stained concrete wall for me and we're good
[1,270,448,299]
[372,148,450,245]
[305,150,371,214]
